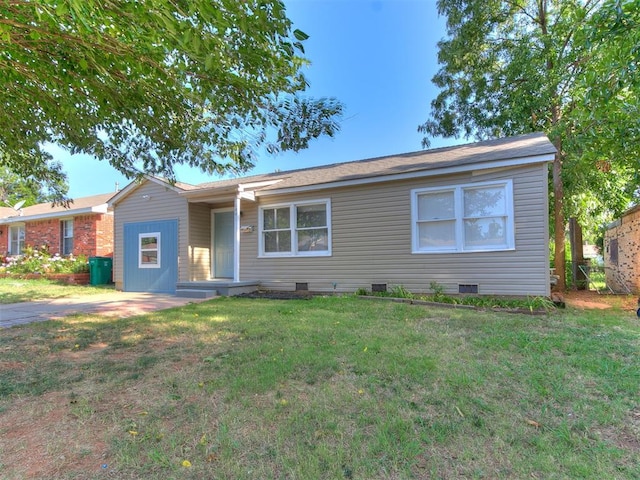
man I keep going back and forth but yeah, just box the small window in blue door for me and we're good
[139,232,161,268]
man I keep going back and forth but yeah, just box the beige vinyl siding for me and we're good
[188,203,212,281]
[240,163,550,296]
[112,181,188,289]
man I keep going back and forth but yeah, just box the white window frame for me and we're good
[61,218,74,256]
[8,224,25,256]
[411,180,515,254]
[138,232,161,268]
[259,199,332,257]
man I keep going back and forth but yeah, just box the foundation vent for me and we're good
[295,282,309,292]
[371,283,387,293]
[459,284,479,294]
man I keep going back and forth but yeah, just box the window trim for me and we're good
[411,180,515,254]
[259,199,332,257]
[138,232,161,268]
[8,224,25,256]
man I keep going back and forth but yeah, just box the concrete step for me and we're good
[176,289,217,299]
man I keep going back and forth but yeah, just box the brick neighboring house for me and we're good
[0,193,115,258]
[603,204,640,294]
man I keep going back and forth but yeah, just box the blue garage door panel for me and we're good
[124,220,178,293]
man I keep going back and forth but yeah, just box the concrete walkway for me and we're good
[0,292,211,328]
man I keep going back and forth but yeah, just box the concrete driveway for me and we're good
[1,292,210,328]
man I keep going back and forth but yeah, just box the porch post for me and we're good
[234,194,241,282]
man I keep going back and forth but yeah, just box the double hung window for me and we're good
[9,225,25,255]
[260,200,331,256]
[412,181,514,253]
[61,219,74,255]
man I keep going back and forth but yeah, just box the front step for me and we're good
[176,289,217,299]
[176,280,259,297]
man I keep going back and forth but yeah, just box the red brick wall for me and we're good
[26,219,61,253]
[72,213,114,257]
[95,213,114,257]
[6,213,115,258]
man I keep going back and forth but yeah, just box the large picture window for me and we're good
[139,232,161,268]
[412,181,514,253]
[260,200,331,257]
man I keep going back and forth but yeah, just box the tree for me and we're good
[419,0,639,290]
[0,166,68,208]
[0,0,343,203]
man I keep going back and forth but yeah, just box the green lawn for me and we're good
[0,295,638,479]
[0,277,113,304]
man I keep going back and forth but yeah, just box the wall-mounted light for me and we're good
[240,225,254,233]
[142,194,151,201]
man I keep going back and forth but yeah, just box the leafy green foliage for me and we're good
[419,0,640,288]
[1,245,88,275]
[0,166,68,208]
[0,0,343,203]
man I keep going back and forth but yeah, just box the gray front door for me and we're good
[213,211,234,278]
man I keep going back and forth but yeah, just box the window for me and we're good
[412,181,514,253]
[61,219,74,255]
[9,225,25,255]
[139,232,161,268]
[260,200,331,256]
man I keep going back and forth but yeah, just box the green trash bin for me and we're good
[89,256,113,285]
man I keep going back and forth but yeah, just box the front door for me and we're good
[212,210,234,278]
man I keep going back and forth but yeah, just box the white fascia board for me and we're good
[238,179,283,190]
[0,205,110,224]
[255,153,555,197]
[180,180,282,202]
[108,176,184,207]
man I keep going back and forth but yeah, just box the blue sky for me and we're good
[58,0,461,198]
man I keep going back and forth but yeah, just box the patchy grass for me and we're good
[0,278,113,304]
[0,296,638,479]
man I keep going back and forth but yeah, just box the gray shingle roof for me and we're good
[185,132,555,194]
[0,192,114,221]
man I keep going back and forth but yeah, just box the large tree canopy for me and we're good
[0,0,343,202]
[0,166,68,208]
[419,0,639,289]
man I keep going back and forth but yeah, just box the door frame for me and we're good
[210,208,235,279]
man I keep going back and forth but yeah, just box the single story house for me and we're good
[603,204,640,294]
[109,132,556,297]
[0,193,115,258]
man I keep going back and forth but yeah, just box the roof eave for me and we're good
[108,176,186,207]
[179,179,284,202]
[256,152,555,197]
[0,205,110,224]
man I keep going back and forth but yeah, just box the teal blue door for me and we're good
[213,211,234,278]
[123,220,178,293]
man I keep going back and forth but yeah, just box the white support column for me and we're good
[234,194,241,282]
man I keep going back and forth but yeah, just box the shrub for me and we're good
[0,245,89,275]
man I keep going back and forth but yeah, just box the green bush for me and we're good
[0,245,89,275]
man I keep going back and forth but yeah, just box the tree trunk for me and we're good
[552,138,566,291]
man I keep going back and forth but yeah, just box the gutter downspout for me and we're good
[234,194,241,282]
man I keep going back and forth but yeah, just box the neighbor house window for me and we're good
[139,232,161,268]
[61,219,74,255]
[260,200,331,256]
[412,181,514,253]
[9,225,25,255]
